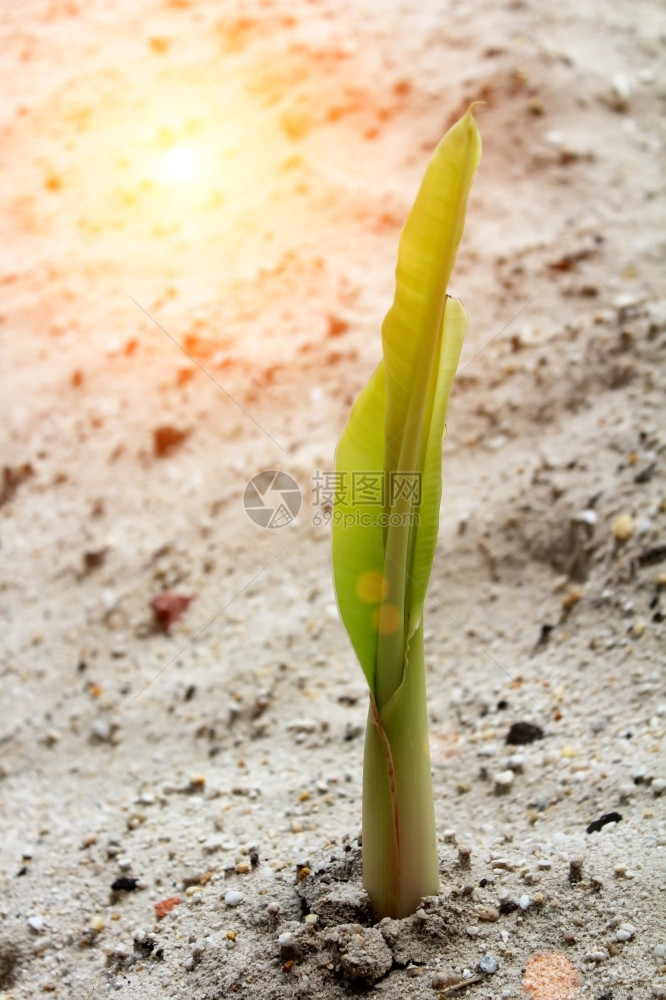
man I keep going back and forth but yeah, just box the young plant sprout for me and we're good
[332,106,481,919]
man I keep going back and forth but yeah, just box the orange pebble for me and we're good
[154,896,181,919]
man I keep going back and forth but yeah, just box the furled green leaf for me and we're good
[333,106,481,707]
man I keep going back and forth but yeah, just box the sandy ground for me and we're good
[1,1,665,998]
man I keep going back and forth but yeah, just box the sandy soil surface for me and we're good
[1,1,665,998]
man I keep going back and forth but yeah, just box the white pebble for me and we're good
[652,778,665,795]
[494,770,514,793]
[616,923,636,942]
[611,72,632,110]
[224,890,243,907]
[203,836,224,853]
[27,915,44,933]
[91,719,112,742]
[278,931,296,948]
[518,894,531,910]
[653,944,666,963]
[584,949,609,963]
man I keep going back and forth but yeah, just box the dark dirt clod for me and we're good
[153,425,191,457]
[0,940,21,988]
[506,721,545,745]
[150,593,194,629]
[586,811,623,834]
[111,876,140,892]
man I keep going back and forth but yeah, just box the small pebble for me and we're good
[494,770,514,794]
[584,949,609,963]
[518,894,531,910]
[154,896,181,919]
[224,890,243,907]
[612,514,634,541]
[90,915,105,932]
[278,931,296,948]
[32,937,53,955]
[91,719,112,743]
[457,845,472,867]
[203,836,224,853]
[610,72,632,111]
[568,859,583,883]
[616,922,636,942]
[479,954,499,974]
[27,915,45,933]
[432,971,464,989]
[652,778,666,796]
[618,783,634,802]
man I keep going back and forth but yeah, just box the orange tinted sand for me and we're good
[522,951,582,1000]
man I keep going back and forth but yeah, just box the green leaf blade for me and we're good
[331,362,387,691]
[383,106,481,480]
[406,296,468,634]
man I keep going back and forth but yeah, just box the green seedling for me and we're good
[332,106,481,919]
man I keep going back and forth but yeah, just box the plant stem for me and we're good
[362,620,439,919]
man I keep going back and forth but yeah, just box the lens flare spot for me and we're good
[372,602,402,635]
[163,144,197,182]
[356,570,389,604]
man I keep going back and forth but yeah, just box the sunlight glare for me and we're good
[163,144,198,182]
